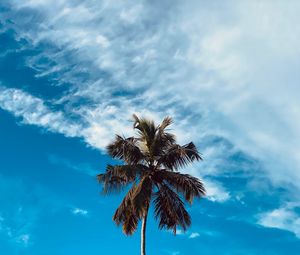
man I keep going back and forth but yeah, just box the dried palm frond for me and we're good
[154,184,191,234]
[158,142,202,170]
[154,170,205,203]
[107,135,144,164]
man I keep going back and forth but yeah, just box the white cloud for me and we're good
[189,232,200,239]
[258,203,300,238]
[178,1,300,188]
[72,208,88,216]
[2,0,300,203]
[204,180,230,203]
[96,35,110,48]
[166,229,184,236]
[0,87,81,137]
[167,229,202,240]
[0,86,136,150]
[16,234,30,247]
[187,163,231,202]
[119,4,143,24]
[175,229,183,235]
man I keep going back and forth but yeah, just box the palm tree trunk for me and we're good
[141,206,149,255]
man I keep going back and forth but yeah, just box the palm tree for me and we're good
[97,115,205,255]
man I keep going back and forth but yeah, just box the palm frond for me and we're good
[150,131,176,158]
[154,170,205,203]
[132,114,157,153]
[122,210,139,235]
[106,135,144,164]
[131,175,153,218]
[157,142,202,170]
[112,175,153,235]
[151,117,175,158]
[97,164,148,194]
[158,116,173,132]
[154,184,191,234]
[113,184,139,235]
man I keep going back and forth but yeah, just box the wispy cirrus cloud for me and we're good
[0,85,230,202]
[188,232,200,239]
[71,208,88,216]
[202,180,230,203]
[1,0,300,209]
[16,234,30,247]
[0,87,81,137]
[258,203,300,238]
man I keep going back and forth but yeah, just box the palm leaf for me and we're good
[131,175,153,218]
[154,184,191,234]
[157,142,202,170]
[158,116,173,132]
[113,184,139,235]
[112,175,153,235]
[132,114,157,154]
[97,164,148,194]
[154,170,205,203]
[107,135,144,164]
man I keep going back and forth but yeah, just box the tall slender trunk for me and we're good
[141,206,149,255]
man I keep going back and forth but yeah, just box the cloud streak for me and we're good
[71,208,88,216]
[1,0,300,205]
[0,87,81,137]
[258,203,300,238]
[188,232,200,239]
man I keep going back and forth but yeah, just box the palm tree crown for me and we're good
[97,115,205,253]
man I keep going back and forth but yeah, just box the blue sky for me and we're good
[1,1,300,254]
